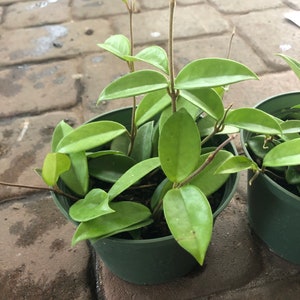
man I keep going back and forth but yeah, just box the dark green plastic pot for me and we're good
[53,107,238,284]
[241,92,300,264]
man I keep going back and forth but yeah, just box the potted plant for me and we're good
[1,0,280,284]
[217,54,300,264]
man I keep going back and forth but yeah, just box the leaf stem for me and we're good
[125,0,137,156]
[168,0,178,113]
[0,181,78,201]
[177,135,236,188]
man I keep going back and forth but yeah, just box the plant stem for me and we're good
[0,181,78,201]
[177,135,236,188]
[201,104,233,146]
[168,0,178,113]
[126,0,137,155]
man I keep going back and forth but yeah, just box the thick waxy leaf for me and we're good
[56,121,127,153]
[72,201,152,245]
[61,151,89,196]
[98,70,168,101]
[277,53,300,80]
[280,120,300,134]
[163,185,213,265]
[197,115,239,137]
[125,46,169,74]
[97,34,130,60]
[110,133,131,154]
[135,90,171,126]
[86,150,124,158]
[108,157,161,199]
[180,88,224,120]
[159,96,200,133]
[246,135,280,160]
[42,153,71,186]
[51,120,73,152]
[216,156,258,174]
[190,150,233,196]
[175,58,258,90]
[286,166,300,185]
[159,108,201,183]
[150,178,172,210]
[130,121,154,162]
[263,138,300,167]
[225,108,282,135]
[89,154,136,183]
[69,189,114,222]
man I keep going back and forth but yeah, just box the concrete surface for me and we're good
[0,0,300,299]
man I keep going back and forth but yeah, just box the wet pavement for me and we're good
[1,0,300,299]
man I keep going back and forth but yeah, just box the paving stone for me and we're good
[81,53,137,121]
[0,111,82,199]
[209,0,284,14]
[233,8,300,69]
[0,19,112,66]
[283,0,300,9]
[3,0,70,29]
[0,60,80,118]
[210,275,300,299]
[111,4,230,44]
[224,71,300,109]
[97,193,262,299]
[173,35,268,75]
[72,0,140,20]
[0,0,22,3]
[0,194,92,299]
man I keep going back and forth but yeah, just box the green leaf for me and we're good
[108,157,161,199]
[110,133,131,154]
[97,34,130,60]
[159,108,201,183]
[51,120,73,152]
[286,166,300,185]
[86,150,124,159]
[42,153,71,186]
[130,121,154,162]
[197,115,238,137]
[150,178,172,210]
[163,185,213,265]
[215,156,259,174]
[190,150,233,196]
[180,88,224,120]
[72,201,152,245]
[175,58,258,90]
[225,108,282,135]
[246,135,280,160]
[125,46,169,74]
[98,70,169,102]
[69,189,114,222]
[60,151,89,196]
[88,154,136,183]
[56,121,127,153]
[159,96,200,133]
[263,138,300,167]
[280,120,300,134]
[277,53,300,80]
[135,90,171,126]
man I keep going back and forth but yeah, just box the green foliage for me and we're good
[159,109,201,183]
[163,185,213,265]
[40,2,300,267]
[69,189,113,222]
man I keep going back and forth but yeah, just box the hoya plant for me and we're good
[24,0,290,265]
[217,54,300,196]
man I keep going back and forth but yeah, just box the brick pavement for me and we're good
[0,0,300,299]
